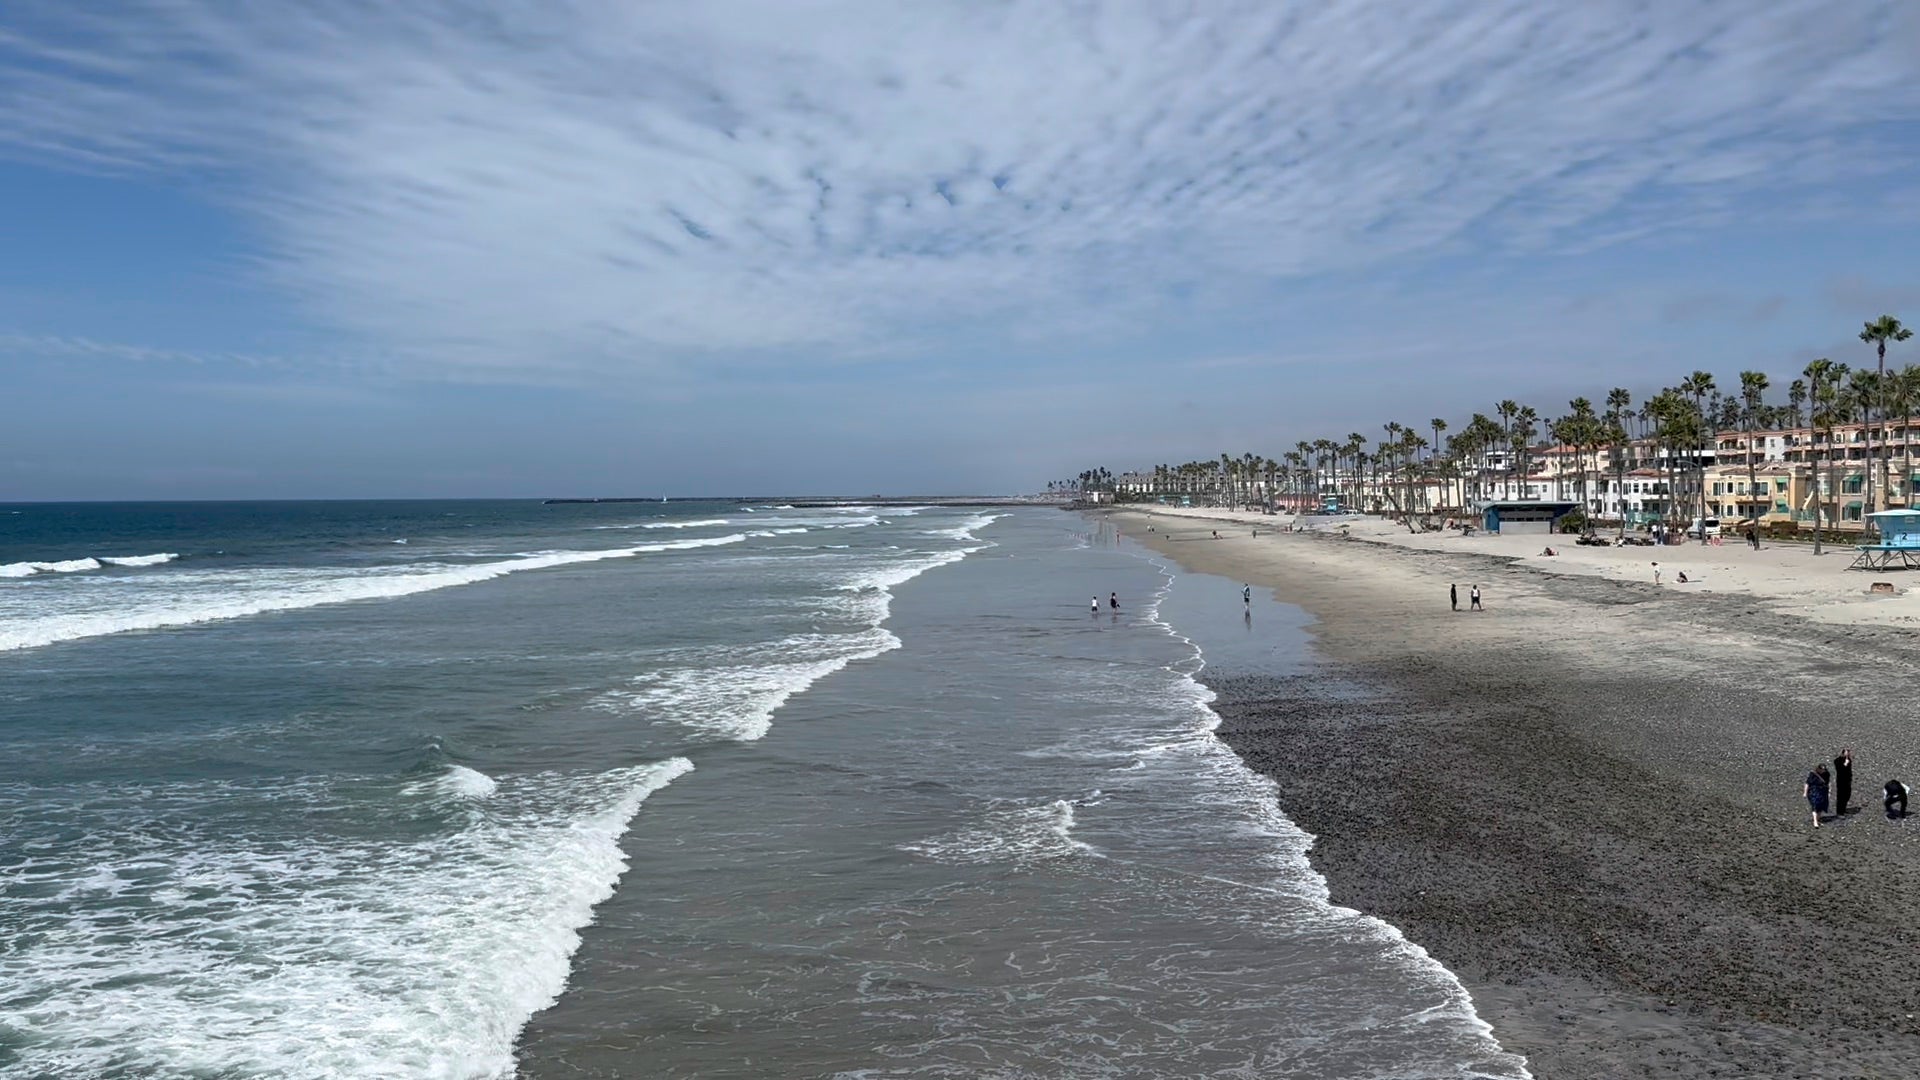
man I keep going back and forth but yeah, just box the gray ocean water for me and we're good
[0,502,1528,1078]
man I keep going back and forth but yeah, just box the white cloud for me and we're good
[2,1,1918,378]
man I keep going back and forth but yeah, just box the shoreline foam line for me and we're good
[1128,545,1534,1080]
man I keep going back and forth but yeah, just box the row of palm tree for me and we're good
[1080,316,1913,546]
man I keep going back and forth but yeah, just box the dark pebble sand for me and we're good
[1111,509,1920,1079]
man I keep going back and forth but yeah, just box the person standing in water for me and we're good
[1834,748,1853,815]
[1109,592,1119,611]
[1242,584,1251,608]
[1450,583,1458,611]
[1091,596,1100,615]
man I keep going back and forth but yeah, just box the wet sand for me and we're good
[1105,508,1920,1079]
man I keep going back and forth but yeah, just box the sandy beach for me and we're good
[1104,505,1920,1079]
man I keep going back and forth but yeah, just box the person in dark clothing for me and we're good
[1834,748,1853,815]
[1806,764,1830,828]
[1109,592,1119,611]
[1885,779,1909,819]
[1746,525,1759,550]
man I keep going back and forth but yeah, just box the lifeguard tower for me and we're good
[1849,509,1920,570]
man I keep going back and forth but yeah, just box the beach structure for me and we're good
[1477,500,1580,535]
[1849,509,1920,570]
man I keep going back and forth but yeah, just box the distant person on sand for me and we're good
[1450,583,1459,611]
[1109,592,1119,611]
[1469,585,1483,611]
[1806,763,1831,827]
[1886,779,1908,819]
[1834,748,1854,815]
[1652,561,1662,584]
[1746,524,1759,550]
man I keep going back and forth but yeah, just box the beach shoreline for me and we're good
[1102,505,1920,1078]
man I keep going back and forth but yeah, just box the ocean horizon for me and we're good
[0,500,1526,1078]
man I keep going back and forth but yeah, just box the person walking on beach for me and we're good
[1746,524,1759,550]
[1886,779,1909,819]
[1242,584,1252,608]
[1834,748,1854,815]
[1450,583,1459,611]
[1652,561,1661,585]
[1469,585,1482,611]
[1806,763,1831,827]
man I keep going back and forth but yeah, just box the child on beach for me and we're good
[1806,763,1831,827]
[1886,779,1908,819]
[1091,596,1100,615]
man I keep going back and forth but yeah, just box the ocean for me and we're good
[0,501,1529,1079]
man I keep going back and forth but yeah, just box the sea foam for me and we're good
[0,553,180,577]
[0,535,748,652]
[0,758,693,1079]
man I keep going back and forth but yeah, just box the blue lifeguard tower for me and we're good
[1850,509,1920,569]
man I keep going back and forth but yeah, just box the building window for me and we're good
[1845,502,1865,521]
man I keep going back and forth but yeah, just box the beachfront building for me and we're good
[1478,500,1581,535]
[1732,420,1920,519]
[1590,469,1675,525]
[1705,464,1803,525]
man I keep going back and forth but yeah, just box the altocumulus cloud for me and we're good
[2,1,1918,379]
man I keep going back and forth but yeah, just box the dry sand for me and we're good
[1105,505,1920,1079]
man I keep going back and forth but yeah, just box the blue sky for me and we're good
[4,1,1920,499]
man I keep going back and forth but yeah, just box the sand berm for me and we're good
[1104,506,1920,1080]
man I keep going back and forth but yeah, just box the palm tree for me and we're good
[1510,405,1539,499]
[1804,358,1847,553]
[1343,434,1366,509]
[1494,400,1520,497]
[1739,371,1770,526]
[1845,369,1885,529]
[1862,315,1913,516]
[1551,399,1602,533]
[1786,378,1807,430]
[1679,371,1716,528]
[1603,388,1633,535]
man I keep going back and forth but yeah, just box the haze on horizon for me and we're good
[3,2,1919,501]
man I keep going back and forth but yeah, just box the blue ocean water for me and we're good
[0,502,1529,1079]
